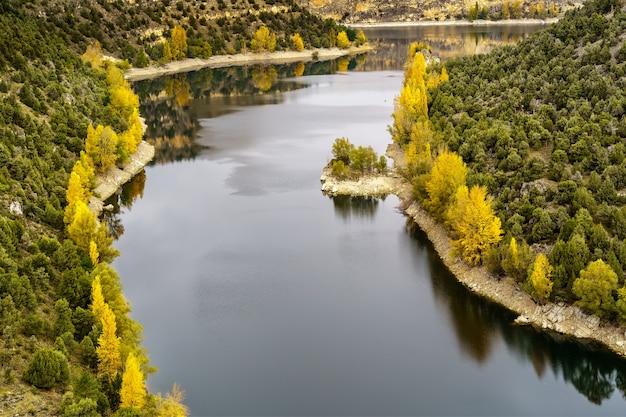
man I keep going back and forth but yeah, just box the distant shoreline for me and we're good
[349,18,559,28]
[125,45,373,82]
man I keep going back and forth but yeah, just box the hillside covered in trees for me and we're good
[0,0,362,415]
[390,0,626,324]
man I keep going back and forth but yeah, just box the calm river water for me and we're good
[110,25,626,415]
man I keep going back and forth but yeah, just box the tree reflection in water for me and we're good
[131,57,369,165]
[330,195,383,223]
[405,218,626,405]
[101,171,147,240]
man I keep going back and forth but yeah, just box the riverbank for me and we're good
[88,140,155,215]
[321,143,626,358]
[349,18,559,28]
[125,45,373,82]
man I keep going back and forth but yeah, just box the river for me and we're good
[110,25,626,415]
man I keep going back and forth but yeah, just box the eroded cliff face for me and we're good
[302,0,576,23]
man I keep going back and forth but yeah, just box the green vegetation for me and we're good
[9,0,365,66]
[329,137,387,179]
[392,0,626,324]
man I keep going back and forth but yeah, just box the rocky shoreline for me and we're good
[125,45,373,82]
[321,143,626,357]
[88,140,155,215]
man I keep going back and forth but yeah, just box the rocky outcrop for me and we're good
[321,143,626,357]
[88,141,155,215]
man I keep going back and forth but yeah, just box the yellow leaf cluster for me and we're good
[86,124,119,173]
[292,33,304,52]
[336,31,351,49]
[91,275,106,324]
[251,26,277,53]
[424,150,467,219]
[171,26,188,60]
[447,185,503,265]
[82,41,103,68]
[120,353,146,409]
[529,253,553,302]
[156,383,189,417]
[97,303,122,378]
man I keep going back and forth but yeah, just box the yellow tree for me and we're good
[501,237,534,282]
[119,109,144,157]
[67,201,98,251]
[171,26,188,60]
[292,33,304,52]
[502,0,511,19]
[89,240,100,266]
[86,124,119,173]
[64,170,90,224]
[528,253,553,302]
[97,303,122,378]
[251,26,277,52]
[405,120,433,175]
[424,150,467,219]
[446,185,503,265]
[91,275,106,324]
[120,353,146,409]
[336,31,351,49]
[573,259,618,317]
[156,383,189,417]
[162,40,173,64]
[82,41,103,68]
[439,67,449,83]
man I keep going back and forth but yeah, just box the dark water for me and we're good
[110,26,626,416]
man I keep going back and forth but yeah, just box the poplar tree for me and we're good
[251,26,276,52]
[171,25,188,60]
[292,33,304,52]
[90,275,106,327]
[120,353,146,409]
[446,185,503,265]
[68,201,98,252]
[86,124,119,173]
[424,150,467,219]
[336,31,350,49]
[528,253,553,302]
[156,383,189,417]
[97,303,122,378]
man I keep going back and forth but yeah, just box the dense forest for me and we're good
[0,0,362,415]
[390,0,626,323]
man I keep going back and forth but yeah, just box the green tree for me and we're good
[573,259,618,317]
[332,137,354,165]
[501,237,534,282]
[23,348,70,389]
[54,298,75,338]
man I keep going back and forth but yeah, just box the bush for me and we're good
[23,348,70,389]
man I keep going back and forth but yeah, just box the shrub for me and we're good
[23,348,70,389]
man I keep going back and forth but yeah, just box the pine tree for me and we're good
[97,303,122,378]
[528,253,553,302]
[446,185,503,265]
[120,353,146,409]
